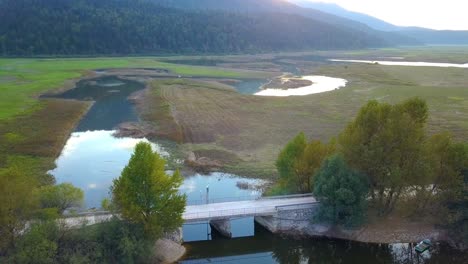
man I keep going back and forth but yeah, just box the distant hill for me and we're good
[398,28,468,45]
[0,0,389,56]
[155,0,418,45]
[288,0,468,45]
[288,0,400,31]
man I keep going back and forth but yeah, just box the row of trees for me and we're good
[275,98,467,230]
[1,142,186,262]
[0,0,386,56]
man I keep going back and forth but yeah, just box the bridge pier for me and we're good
[209,219,232,238]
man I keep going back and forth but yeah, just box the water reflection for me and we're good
[50,130,164,208]
[330,59,468,68]
[182,223,468,263]
[51,130,265,210]
[57,76,144,131]
[255,75,347,97]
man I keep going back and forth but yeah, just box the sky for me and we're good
[306,0,468,30]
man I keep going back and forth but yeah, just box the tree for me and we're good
[275,133,335,194]
[111,142,186,238]
[0,166,39,252]
[276,132,307,193]
[295,139,336,193]
[413,134,468,212]
[11,221,59,264]
[39,183,84,213]
[313,155,369,227]
[339,98,428,214]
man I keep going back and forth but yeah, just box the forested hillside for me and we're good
[155,0,418,45]
[0,0,389,56]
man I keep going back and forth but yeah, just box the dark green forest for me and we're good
[0,0,389,56]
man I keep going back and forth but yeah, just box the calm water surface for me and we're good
[330,59,468,68]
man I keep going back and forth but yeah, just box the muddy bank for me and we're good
[263,75,313,90]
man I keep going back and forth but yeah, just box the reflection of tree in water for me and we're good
[271,237,397,264]
[390,243,468,264]
[271,238,468,264]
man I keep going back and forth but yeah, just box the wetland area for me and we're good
[1,47,467,263]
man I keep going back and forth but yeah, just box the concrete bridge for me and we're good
[183,194,317,222]
[61,194,319,239]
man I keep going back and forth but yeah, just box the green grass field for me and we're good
[0,57,263,120]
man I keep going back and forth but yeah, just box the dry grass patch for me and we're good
[0,99,90,170]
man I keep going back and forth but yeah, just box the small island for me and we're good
[263,75,313,90]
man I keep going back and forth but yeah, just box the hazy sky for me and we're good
[307,0,468,30]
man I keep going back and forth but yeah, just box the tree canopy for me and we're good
[313,155,369,227]
[339,98,429,214]
[111,142,186,238]
[275,132,335,194]
[0,166,39,252]
[39,183,84,214]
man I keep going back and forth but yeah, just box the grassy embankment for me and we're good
[0,57,260,175]
[141,62,468,178]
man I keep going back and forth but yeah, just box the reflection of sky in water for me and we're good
[255,75,347,97]
[51,130,265,211]
[181,173,264,205]
[50,130,167,208]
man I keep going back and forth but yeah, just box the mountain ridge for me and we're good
[0,0,389,56]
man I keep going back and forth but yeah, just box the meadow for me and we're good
[140,56,468,177]
[0,48,467,179]
[0,57,266,179]
[0,57,262,120]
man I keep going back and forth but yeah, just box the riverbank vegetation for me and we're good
[0,165,84,260]
[272,98,468,243]
[111,142,186,237]
[0,143,186,263]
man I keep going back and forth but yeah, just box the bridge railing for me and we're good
[186,195,261,206]
[183,206,276,221]
[261,193,315,200]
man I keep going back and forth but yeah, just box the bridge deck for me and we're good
[183,196,317,222]
[61,195,317,227]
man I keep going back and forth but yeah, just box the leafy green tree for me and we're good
[0,166,39,252]
[339,98,428,214]
[295,139,336,193]
[313,155,369,227]
[414,134,468,212]
[39,183,84,213]
[111,142,186,238]
[276,133,335,194]
[276,132,307,193]
[446,167,468,246]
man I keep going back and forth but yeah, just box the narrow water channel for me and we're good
[49,76,466,263]
[49,76,264,243]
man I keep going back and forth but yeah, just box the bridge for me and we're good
[183,194,317,222]
[62,194,319,238]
